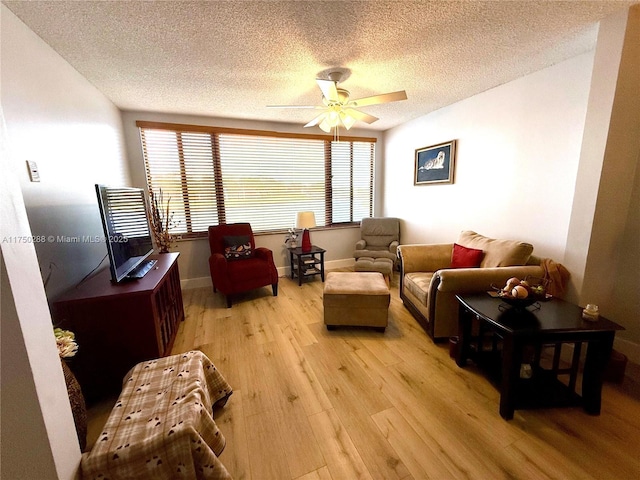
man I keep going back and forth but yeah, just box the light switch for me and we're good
[26,160,40,182]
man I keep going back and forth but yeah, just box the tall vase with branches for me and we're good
[149,189,177,253]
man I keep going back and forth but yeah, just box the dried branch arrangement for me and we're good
[149,189,177,253]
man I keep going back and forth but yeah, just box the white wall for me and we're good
[1,6,130,301]
[610,156,640,345]
[1,128,81,478]
[577,7,640,353]
[383,6,640,360]
[1,5,132,477]
[383,52,594,262]
[120,111,382,284]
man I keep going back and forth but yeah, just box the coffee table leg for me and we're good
[582,332,614,415]
[500,334,522,420]
[289,251,295,280]
[456,305,471,368]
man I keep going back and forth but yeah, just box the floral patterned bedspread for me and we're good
[81,350,233,479]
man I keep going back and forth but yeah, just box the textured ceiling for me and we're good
[3,0,638,131]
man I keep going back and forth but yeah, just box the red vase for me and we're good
[301,229,312,252]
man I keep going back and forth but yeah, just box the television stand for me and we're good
[126,258,158,280]
[53,253,184,404]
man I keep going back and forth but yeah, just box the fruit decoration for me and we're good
[494,276,550,307]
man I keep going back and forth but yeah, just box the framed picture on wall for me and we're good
[414,140,456,185]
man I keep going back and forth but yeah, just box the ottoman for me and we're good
[354,257,394,284]
[323,272,390,331]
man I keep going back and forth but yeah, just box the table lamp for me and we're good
[296,211,316,252]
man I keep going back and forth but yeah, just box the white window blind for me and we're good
[218,134,326,231]
[141,129,220,235]
[330,141,374,223]
[138,122,375,236]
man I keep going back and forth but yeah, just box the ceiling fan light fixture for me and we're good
[319,117,332,133]
[340,111,356,130]
[268,71,407,132]
[328,109,340,121]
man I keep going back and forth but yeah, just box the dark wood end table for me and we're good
[455,293,624,419]
[288,245,326,286]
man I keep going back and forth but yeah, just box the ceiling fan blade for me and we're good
[316,79,339,102]
[349,90,407,108]
[343,108,378,124]
[304,112,327,128]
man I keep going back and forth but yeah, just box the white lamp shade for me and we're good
[296,211,316,229]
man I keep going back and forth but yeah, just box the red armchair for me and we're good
[208,223,278,308]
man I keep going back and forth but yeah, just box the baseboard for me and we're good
[614,337,640,382]
[181,276,212,289]
[552,336,639,384]
[181,258,356,291]
[614,336,640,365]
[324,258,356,270]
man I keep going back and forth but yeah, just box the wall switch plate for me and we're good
[26,160,40,182]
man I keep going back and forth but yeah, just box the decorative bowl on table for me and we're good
[497,293,539,308]
[491,275,550,309]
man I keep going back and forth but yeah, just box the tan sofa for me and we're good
[397,231,545,340]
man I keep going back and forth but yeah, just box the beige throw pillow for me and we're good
[457,231,533,267]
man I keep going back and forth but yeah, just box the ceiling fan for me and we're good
[267,71,407,133]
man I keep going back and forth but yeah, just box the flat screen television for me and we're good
[95,184,156,283]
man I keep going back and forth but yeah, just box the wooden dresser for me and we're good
[53,252,184,404]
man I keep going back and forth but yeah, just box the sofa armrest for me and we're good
[388,241,399,255]
[209,253,230,291]
[209,253,228,271]
[436,265,544,292]
[398,244,453,273]
[254,247,274,262]
[355,239,366,250]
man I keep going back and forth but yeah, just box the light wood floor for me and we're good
[88,271,640,479]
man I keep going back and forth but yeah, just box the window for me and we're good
[137,121,375,236]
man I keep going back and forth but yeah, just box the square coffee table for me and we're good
[455,293,624,419]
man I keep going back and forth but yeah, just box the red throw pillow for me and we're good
[451,243,483,268]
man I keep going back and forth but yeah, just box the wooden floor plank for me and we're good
[509,408,640,480]
[371,406,458,480]
[196,314,250,390]
[214,388,251,480]
[304,344,409,480]
[504,431,596,480]
[256,342,326,478]
[85,270,640,479]
[273,323,333,416]
[275,293,320,347]
[307,409,372,480]
[244,409,292,480]
[293,465,333,480]
[353,345,509,479]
